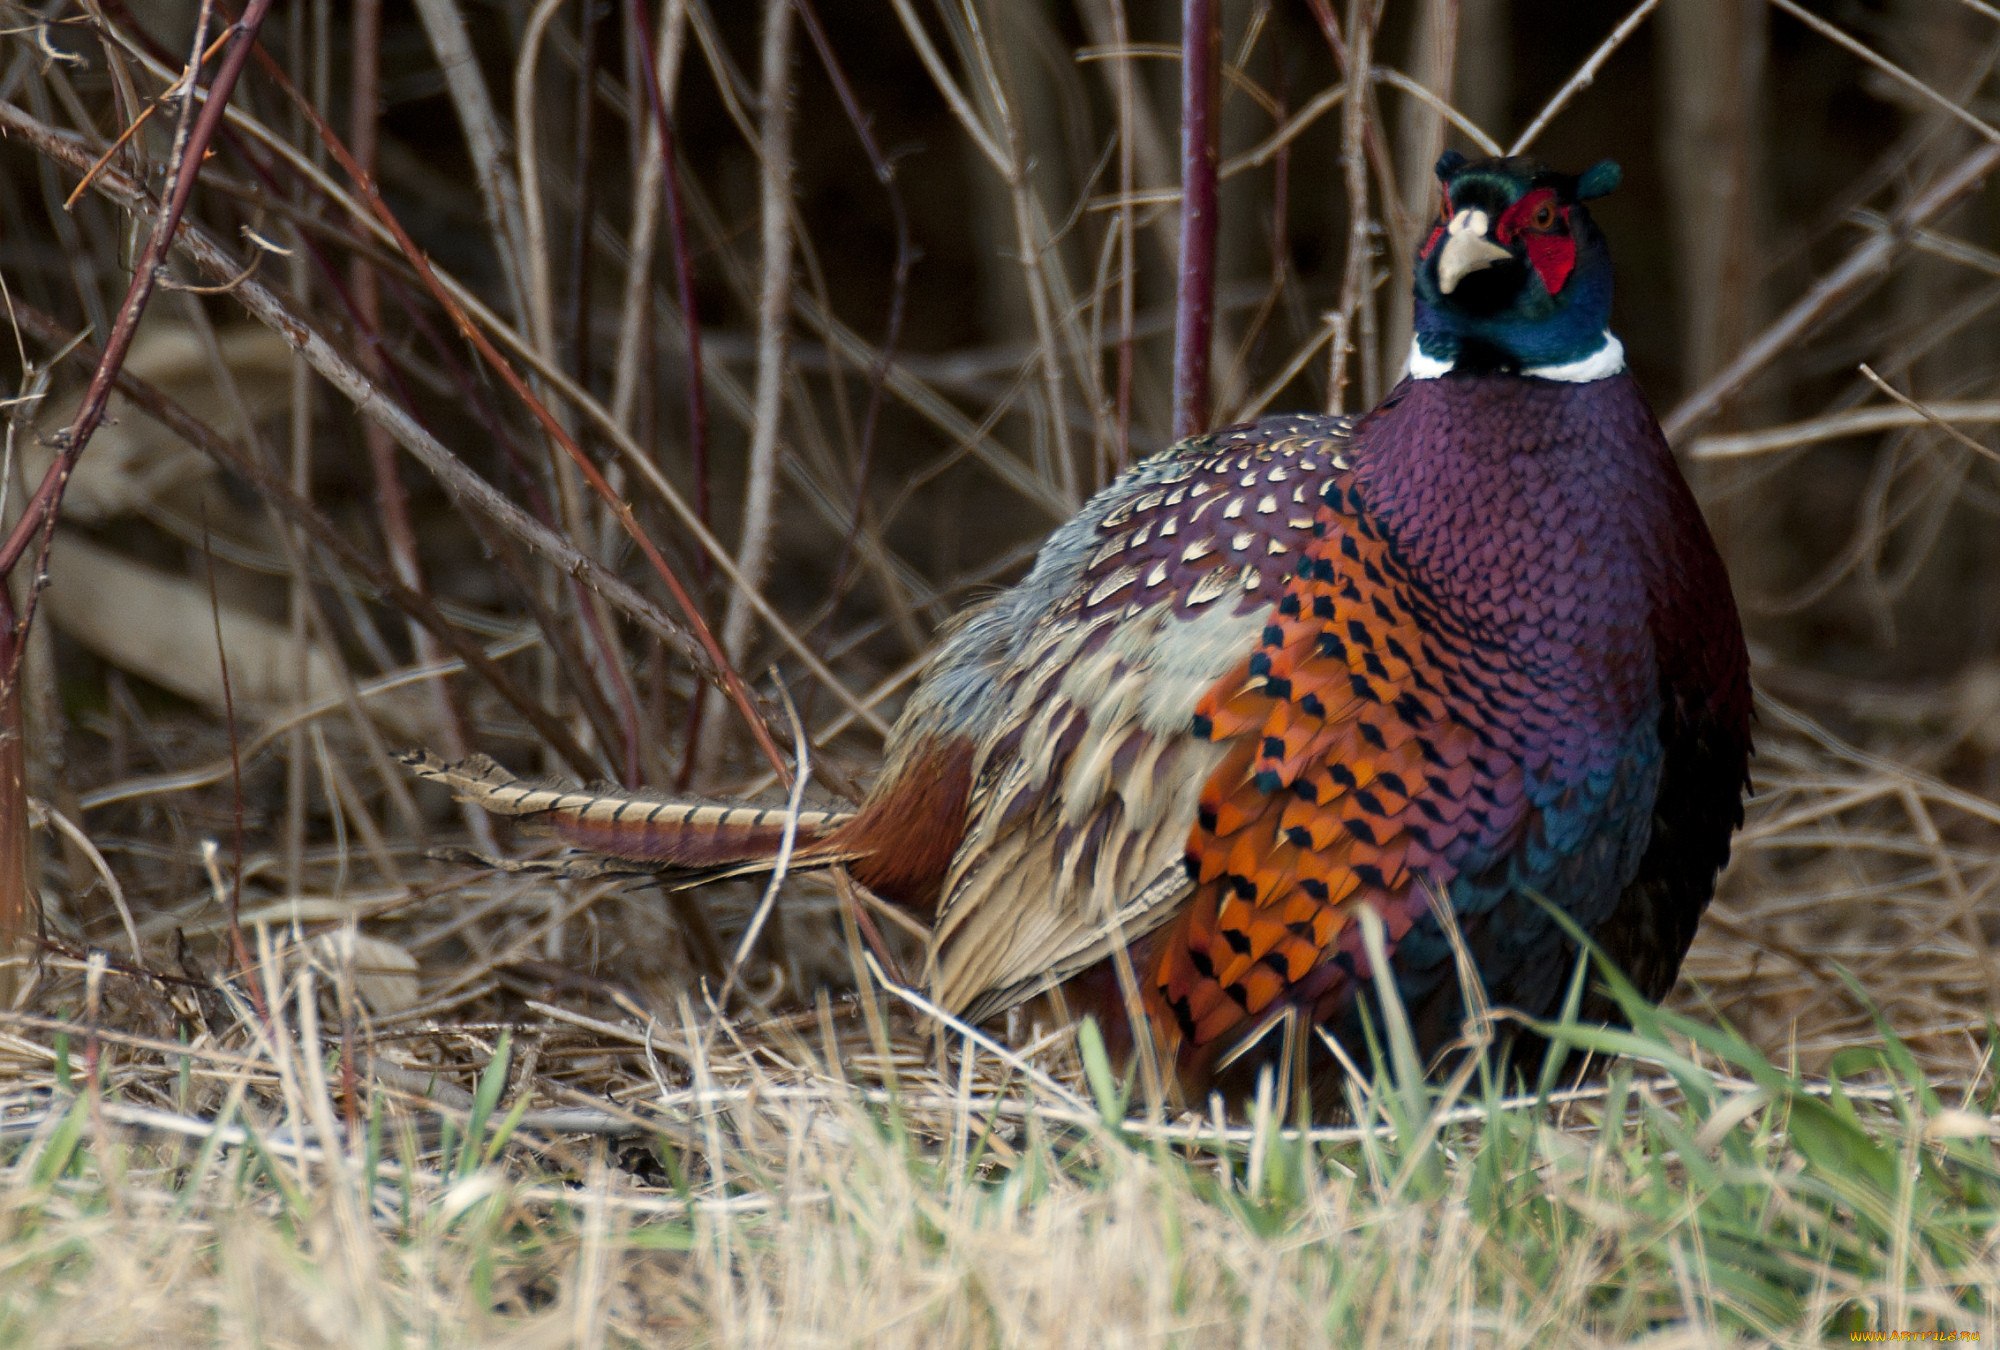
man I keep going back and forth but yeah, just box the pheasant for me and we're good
[408,154,1753,1106]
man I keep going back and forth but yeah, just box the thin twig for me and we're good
[348,0,473,803]
[1663,142,2000,440]
[1767,0,2000,149]
[408,0,532,321]
[718,681,810,1006]
[1315,0,1377,414]
[511,0,647,785]
[516,0,573,363]
[608,1,686,434]
[704,0,797,778]
[0,0,257,985]
[794,0,918,616]
[1110,0,1136,468]
[0,0,257,580]
[564,0,608,380]
[245,49,794,781]
[1507,0,1659,156]
[956,1,1083,505]
[1370,67,1499,158]
[5,300,603,777]
[1689,399,2000,462]
[199,508,263,1022]
[60,26,233,210]
[628,0,714,557]
[1385,0,1461,373]
[0,106,726,742]
[1855,367,2000,467]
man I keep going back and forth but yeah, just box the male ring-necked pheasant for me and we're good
[408,154,1752,1105]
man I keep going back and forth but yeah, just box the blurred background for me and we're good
[2,0,1997,1078]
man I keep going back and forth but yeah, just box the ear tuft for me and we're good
[1434,150,1468,182]
[1577,160,1622,201]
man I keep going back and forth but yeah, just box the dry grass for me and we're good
[6,921,2000,1346]
[0,0,1998,1342]
[4,931,1999,1344]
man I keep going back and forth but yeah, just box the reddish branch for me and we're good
[344,0,493,801]
[97,0,645,783]
[1171,0,1221,442]
[0,103,733,718]
[0,0,272,992]
[6,304,603,780]
[240,41,793,782]
[0,2,272,583]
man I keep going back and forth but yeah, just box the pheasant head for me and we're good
[1411,152,1625,380]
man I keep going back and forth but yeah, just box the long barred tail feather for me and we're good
[399,750,858,872]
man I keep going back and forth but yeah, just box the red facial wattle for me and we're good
[1495,189,1577,295]
[1522,232,1576,294]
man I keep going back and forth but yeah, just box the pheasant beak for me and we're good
[1435,209,1512,295]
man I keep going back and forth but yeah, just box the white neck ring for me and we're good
[1405,331,1627,384]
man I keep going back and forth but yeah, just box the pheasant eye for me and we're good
[1530,201,1557,231]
